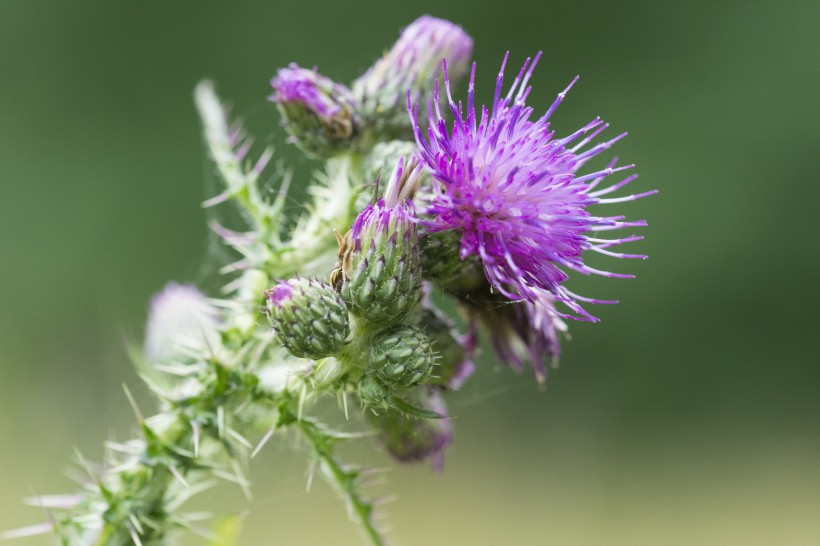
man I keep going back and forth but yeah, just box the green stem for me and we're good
[296,419,387,546]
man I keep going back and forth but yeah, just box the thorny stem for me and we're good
[295,418,387,546]
[15,81,389,546]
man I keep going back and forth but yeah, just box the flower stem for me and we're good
[296,418,387,546]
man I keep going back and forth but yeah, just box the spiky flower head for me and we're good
[338,158,423,326]
[412,53,657,321]
[353,15,473,140]
[368,388,453,472]
[270,63,359,157]
[369,325,437,390]
[264,277,350,359]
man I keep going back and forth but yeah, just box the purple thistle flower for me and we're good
[354,15,473,100]
[411,53,657,321]
[349,157,423,254]
[339,158,424,325]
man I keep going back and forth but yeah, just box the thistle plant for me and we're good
[11,15,655,546]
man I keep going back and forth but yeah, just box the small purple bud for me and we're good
[339,159,422,326]
[269,63,360,157]
[271,64,346,118]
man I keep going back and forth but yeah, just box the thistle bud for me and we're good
[270,64,359,157]
[264,278,350,359]
[352,16,473,140]
[368,388,453,471]
[370,325,436,389]
[338,159,422,326]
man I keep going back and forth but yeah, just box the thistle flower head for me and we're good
[338,158,423,325]
[369,325,437,390]
[411,53,657,321]
[270,63,359,157]
[264,277,350,359]
[353,15,473,140]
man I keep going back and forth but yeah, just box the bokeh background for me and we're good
[2,1,819,544]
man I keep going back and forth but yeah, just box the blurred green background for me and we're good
[1,1,819,544]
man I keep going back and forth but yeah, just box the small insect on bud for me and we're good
[264,278,350,359]
[270,64,360,158]
[338,158,423,326]
[370,325,436,390]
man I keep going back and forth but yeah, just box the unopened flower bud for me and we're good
[353,16,473,140]
[368,389,452,471]
[338,159,422,326]
[265,278,350,359]
[270,64,359,157]
[370,325,436,389]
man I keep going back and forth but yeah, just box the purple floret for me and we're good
[411,53,656,321]
[265,281,294,308]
